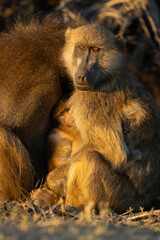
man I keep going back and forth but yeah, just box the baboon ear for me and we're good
[65,27,72,39]
[116,33,123,40]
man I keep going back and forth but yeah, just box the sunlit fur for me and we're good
[47,101,82,172]
[62,24,126,92]
[48,23,160,213]
[31,100,82,207]
[31,22,160,213]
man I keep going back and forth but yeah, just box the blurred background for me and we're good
[0,0,160,107]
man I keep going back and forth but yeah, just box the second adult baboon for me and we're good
[42,23,160,213]
[0,15,76,201]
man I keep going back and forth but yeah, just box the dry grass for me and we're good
[0,200,160,239]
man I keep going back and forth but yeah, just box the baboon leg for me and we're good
[65,147,150,213]
[65,149,108,210]
[31,164,70,207]
[102,126,129,168]
[0,126,35,201]
[95,163,151,213]
[30,185,60,208]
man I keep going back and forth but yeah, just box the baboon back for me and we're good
[0,17,72,200]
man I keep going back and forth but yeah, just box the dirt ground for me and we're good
[0,201,160,239]
[0,221,159,240]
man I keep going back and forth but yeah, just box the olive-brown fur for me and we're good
[47,101,82,172]
[0,16,73,201]
[43,23,160,213]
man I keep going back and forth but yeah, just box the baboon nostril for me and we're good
[78,76,86,82]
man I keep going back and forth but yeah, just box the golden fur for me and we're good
[32,23,160,213]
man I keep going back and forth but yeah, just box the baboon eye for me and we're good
[79,45,84,49]
[60,111,65,117]
[92,47,99,52]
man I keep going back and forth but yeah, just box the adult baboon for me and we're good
[31,96,141,207]
[41,23,160,213]
[0,16,76,201]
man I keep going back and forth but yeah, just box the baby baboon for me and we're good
[44,23,160,213]
[47,100,82,172]
[31,100,82,207]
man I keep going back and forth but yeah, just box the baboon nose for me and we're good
[78,75,87,82]
[75,73,91,90]
[77,75,87,85]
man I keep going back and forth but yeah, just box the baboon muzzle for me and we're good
[74,61,94,91]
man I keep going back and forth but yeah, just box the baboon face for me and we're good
[63,24,125,91]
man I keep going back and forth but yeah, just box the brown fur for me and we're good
[30,185,59,208]
[0,16,75,201]
[40,23,160,213]
[47,101,82,172]
[30,100,82,206]
[31,98,140,206]
[46,98,141,176]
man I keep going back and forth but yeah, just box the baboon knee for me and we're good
[31,185,59,208]
[46,163,70,197]
[65,150,108,209]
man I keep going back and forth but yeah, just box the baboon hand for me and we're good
[128,149,142,162]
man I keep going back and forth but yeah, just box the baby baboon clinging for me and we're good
[47,100,82,172]
[31,101,82,207]
[43,23,160,213]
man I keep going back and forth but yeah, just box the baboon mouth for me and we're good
[75,84,93,91]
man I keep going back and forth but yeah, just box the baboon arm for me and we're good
[101,127,129,169]
[121,100,154,140]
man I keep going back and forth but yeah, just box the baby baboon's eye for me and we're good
[60,111,65,117]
